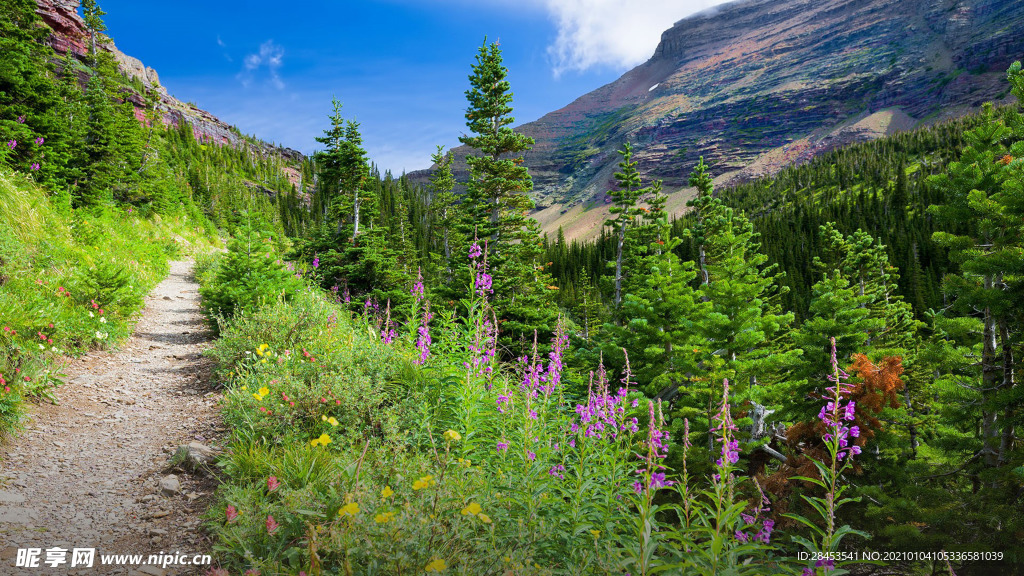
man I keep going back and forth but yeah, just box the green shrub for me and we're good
[69,261,142,316]
[199,226,304,326]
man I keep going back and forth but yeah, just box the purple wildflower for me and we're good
[6,140,15,150]
[496,441,508,452]
[30,163,40,171]
[312,255,319,269]
[414,303,432,365]
[16,116,25,123]
[755,519,774,544]
[411,267,424,298]
[34,137,44,145]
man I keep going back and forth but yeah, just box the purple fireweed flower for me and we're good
[16,116,24,123]
[496,395,511,413]
[548,464,565,479]
[468,242,482,260]
[756,519,774,544]
[414,304,432,365]
[6,140,15,150]
[650,471,670,489]
[312,255,319,269]
[496,441,509,452]
[818,345,862,462]
[711,379,741,489]
[30,163,40,171]
[735,530,749,543]
[34,137,44,145]
[411,267,424,298]
[381,300,395,344]
[526,450,536,461]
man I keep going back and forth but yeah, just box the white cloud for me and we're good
[239,40,285,89]
[543,0,729,76]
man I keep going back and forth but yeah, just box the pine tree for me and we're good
[605,142,658,309]
[427,146,458,280]
[928,99,1021,469]
[80,0,107,61]
[455,40,555,349]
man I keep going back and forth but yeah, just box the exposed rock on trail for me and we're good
[0,261,222,575]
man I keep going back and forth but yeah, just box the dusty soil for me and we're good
[0,261,222,576]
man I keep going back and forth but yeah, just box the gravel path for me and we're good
[0,261,222,576]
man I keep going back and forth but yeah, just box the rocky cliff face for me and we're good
[34,0,303,164]
[414,0,1023,241]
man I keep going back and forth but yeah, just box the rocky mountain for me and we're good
[416,0,1023,241]
[34,0,303,165]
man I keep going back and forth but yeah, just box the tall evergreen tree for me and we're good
[455,40,555,349]
[605,142,658,309]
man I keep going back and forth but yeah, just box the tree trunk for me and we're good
[352,190,361,241]
[613,221,627,308]
[981,275,1000,468]
[999,320,1014,466]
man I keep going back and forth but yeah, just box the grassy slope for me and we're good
[0,166,220,435]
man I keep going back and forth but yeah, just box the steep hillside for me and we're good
[416,0,1023,241]
[34,0,303,165]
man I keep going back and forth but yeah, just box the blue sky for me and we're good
[100,0,728,174]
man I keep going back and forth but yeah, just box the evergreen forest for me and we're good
[1,1,1023,574]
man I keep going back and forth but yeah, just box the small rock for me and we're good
[159,475,180,495]
[170,442,218,473]
[149,510,172,519]
[141,495,156,503]
[162,296,172,301]
[149,528,169,536]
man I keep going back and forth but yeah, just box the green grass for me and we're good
[0,167,220,436]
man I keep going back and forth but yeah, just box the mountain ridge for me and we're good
[34,0,304,167]
[412,0,1023,241]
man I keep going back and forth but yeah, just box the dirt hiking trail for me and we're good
[0,261,222,575]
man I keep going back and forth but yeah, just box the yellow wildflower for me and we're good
[327,417,339,427]
[478,513,492,524]
[258,386,269,397]
[381,486,394,498]
[443,430,461,442]
[253,392,264,401]
[590,529,600,538]
[374,511,394,524]
[310,433,332,447]
[424,557,447,572]
[412,475,435,491]
[460,502,482,516]
[339,502,360,517]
